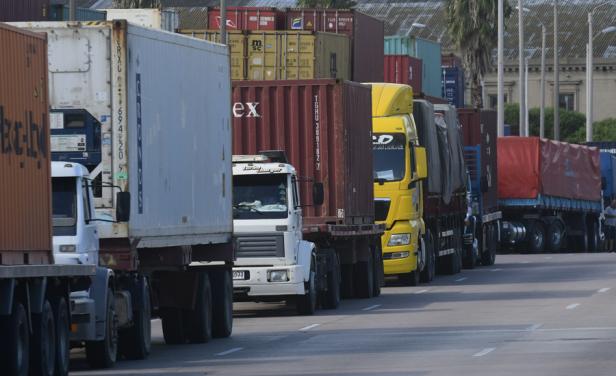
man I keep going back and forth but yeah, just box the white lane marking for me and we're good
[566,303,580,310]
[415,289,429,294]
[521,261,530,264]
[598,287,611,293]
[455,277,468,282]
[528,323,543,331]
[544,256,553,260]
[299,324,320,332]
[362,304,381,311]
[473,348,495,357]
[216,347,244,356]
[490,268,502,272]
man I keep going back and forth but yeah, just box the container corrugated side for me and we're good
[442,67,464,108]
[49,5,106,21]
[208,6,284,30]
[415,38,442,97]
[384,35,415,56]
[600,153,616,201]
[105,8,179,31]
[179,29,246,80]
[231,80,374,227]
[0,0,49,21]
[0,23,52,265]
[246,31,350,81]
[383,55,422,93]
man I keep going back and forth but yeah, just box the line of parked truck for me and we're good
[1,6,614,376]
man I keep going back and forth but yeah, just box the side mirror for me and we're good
[312,182,324,206]
[116,192,131,222]
[480,176,489,193]
[415,146,428,180]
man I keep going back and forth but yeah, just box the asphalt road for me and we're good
[71,253,616,376]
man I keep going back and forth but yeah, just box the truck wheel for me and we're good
[0,302,29,376]
[481,224,497,266]
[160,307,186,344]
[420,230,436,283]
[354,252,375,299]
[297,268,317,315]
[400,244,420,286]
[372,244,383,297]
[211,268,233,338]
[321,252,341,309]
[52,297,70,376]
[185,272,213,343]
[86,287,118,369]
[527,221,546,252]
[547,221,565,252]
[119,277,151,359]
[30,299,56,376]
[462,239,477,269]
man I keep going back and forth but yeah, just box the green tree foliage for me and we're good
[296,0,357,8]
[570,118,616,143]
[446,0,512,108]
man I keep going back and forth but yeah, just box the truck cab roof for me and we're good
[232,161,296,176]
[51,161,90,178]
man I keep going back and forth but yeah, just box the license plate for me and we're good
[233,270,248,280]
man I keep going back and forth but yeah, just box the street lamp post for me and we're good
[540,24,546,138]
[554,0,560,141]
[406,22,426,37]
[497,0,505,137]
[518,0,526,136]
[220,0,227,44]
[587,2,616,142]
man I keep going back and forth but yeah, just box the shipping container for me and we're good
[14,21,233,258]
[232,79,374,226]
[442,66,465,108]
[600,152,616,202]
[49,4,106,21]
[383,55,422,93]
[586,141,616,155]
[498,137,601,202]
[179,29,246,80]
[105,8,179,31]
[169,6,208,29]
[384,36,442,97]
[458,109,498,213]
[441,53,462,68]
[0,0,49,21]
[246,31,350,81]
[0,23,51,265]
[285,8,383,82]
[208,6,284,30]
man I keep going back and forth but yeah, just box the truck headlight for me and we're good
[388,233,411,246]
[383,251,410,260]
[59,245,76,253]
[268,270,289,282]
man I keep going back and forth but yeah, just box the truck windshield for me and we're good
[233,174,288,219]
[372,133,406,182]
[52,177,77,236]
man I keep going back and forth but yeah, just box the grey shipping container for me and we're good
[0,0,49,21]
[49,5,106,21]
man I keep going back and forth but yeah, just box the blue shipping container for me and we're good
[600,152,616,202]
[49,5,106,21]
[442,66,465,108]
[384,36,442,97]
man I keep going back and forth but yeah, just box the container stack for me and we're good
[441,53,465,108]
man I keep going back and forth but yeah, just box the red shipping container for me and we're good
[232,79,374,227]
[285,8,384,82]
[208,6,284,30]
[498,137,601,202]
[0,23,52,265]
[383,55,422,93]
[441,53,463,68]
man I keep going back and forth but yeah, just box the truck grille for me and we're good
[234,234,285,258]
[374,199,391,222]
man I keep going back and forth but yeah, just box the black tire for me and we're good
[297,268,317,315]
[86,287,118,369]
[30,299,56,376]
[527,221,546,252]
[185,272,213,344]
[400,244,420,286]
[160,307,186,345]
[420,230,436,283]
[211,268,234,338]
[118,276,152,360]
[372,244,383,297]
[340,264,354,299]
[321,253,341,310]
[462,238,477,269]
[52,297,70,376]
[354,252,375,299]
[0,302,29,376]
[546,220,565,252]
[481,224,497,266]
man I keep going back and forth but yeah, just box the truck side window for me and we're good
[292,177,300,207]
[82,180,92,223]
[409,142,417,176]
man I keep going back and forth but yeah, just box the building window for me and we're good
[488,94,508,109]
[559,93,575,111]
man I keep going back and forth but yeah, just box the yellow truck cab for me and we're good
[369,83,428,286]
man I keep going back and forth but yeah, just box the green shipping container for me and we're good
[384,36,442,97]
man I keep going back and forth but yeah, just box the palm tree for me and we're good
[446,0,511,108]
[296,0,357,8]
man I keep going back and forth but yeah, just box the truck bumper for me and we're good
[69,295,97,341]
[383,244,417,275]
[233,265,305,297]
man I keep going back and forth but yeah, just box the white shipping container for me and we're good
[13,21,233,248]
[104,8,179,32]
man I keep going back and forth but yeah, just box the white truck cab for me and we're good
[51,161,99,265]
[232,152,317,313]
